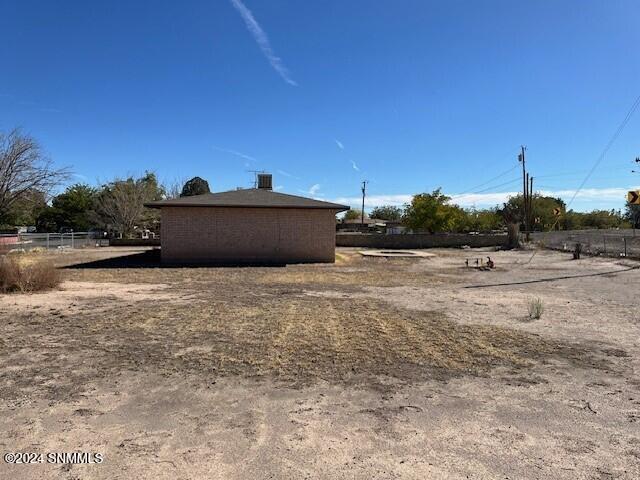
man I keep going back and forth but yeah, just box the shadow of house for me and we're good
[62,249,288,269]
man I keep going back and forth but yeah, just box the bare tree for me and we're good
[95,173,163,238]
[0,128,70,221]
[164,177,187,200]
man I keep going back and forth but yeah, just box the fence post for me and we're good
[71,232,74,249]
[47,233,50,249]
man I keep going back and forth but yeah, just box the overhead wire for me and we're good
[535,165,632,179]
[470,177,521,195]
[566,93,640,208]
[519,92,640,265]
[455,163,519,196]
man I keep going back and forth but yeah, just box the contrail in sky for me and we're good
[212,145,257,162]
[277,169,300,180]
[229,0,298,86]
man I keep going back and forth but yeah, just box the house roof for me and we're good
[145,189,350,211]
[342,216,386,225]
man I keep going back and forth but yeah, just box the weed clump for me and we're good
[0,255,61,293]
[528,297,545,320]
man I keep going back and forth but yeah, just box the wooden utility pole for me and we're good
[519,146,528,241]
[633,158,639,236]
[529,176,534,236]
[361,181,368,225]
[525,172,530,240]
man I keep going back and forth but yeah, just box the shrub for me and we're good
[527,297,544,320]
[0,255,61,293]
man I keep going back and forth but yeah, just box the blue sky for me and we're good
[1,0,639,212]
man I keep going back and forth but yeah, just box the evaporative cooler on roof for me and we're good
[257,173,273,190]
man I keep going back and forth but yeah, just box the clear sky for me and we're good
[1,0,639,212]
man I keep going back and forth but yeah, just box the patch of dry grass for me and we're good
[155,295,603,383]
[1,284,606,404]
[257,259,441,289]
[0,248,612,403]
[0,253,61,293]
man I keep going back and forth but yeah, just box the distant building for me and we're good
[337,217,406,234]
[341,216,385,226]
[146,175,349,264]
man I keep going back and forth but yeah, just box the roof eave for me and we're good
[144,202,350,212]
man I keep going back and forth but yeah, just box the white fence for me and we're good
[0,232,107,252]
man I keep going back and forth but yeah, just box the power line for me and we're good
[470,177,522,194]
[536,184,569,190]
[565,93,640,208]
[518,92,640,266]
[536,177,632,188]
[456,163,519,196]
[535,165,632,179]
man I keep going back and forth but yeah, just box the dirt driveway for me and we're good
[0,247,639,479]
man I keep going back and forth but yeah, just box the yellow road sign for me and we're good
[628,190,640,205]
[553,207,562,216]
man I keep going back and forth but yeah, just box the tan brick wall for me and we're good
[160,207,338,264]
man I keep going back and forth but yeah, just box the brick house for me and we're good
[145,176,349,264]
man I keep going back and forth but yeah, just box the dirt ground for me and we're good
[0,246,639,479]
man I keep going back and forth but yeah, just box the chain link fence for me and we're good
[531,229,640,259]
[0,232,107,254]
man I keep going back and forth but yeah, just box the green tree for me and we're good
[370,205,403,221]
[559,209,629,230]
[138,171,164,228]
[342,208,366,221]
[561,210,584,230]
[499,194,565,231]
[402,188,464,233]
[37,184,97,232]
[180,176,210,197]
[1,189,47,229]
[580,209,628,229]
[35,207,63,232]
[462,208,504,232]
[343,209,363,221]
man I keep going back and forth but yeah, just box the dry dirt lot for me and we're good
[0,246,639,479]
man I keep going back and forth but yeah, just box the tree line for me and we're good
[1,173,212,237]
[1,128,638,236]
[344,188,639,233]
[0,128,213,236]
